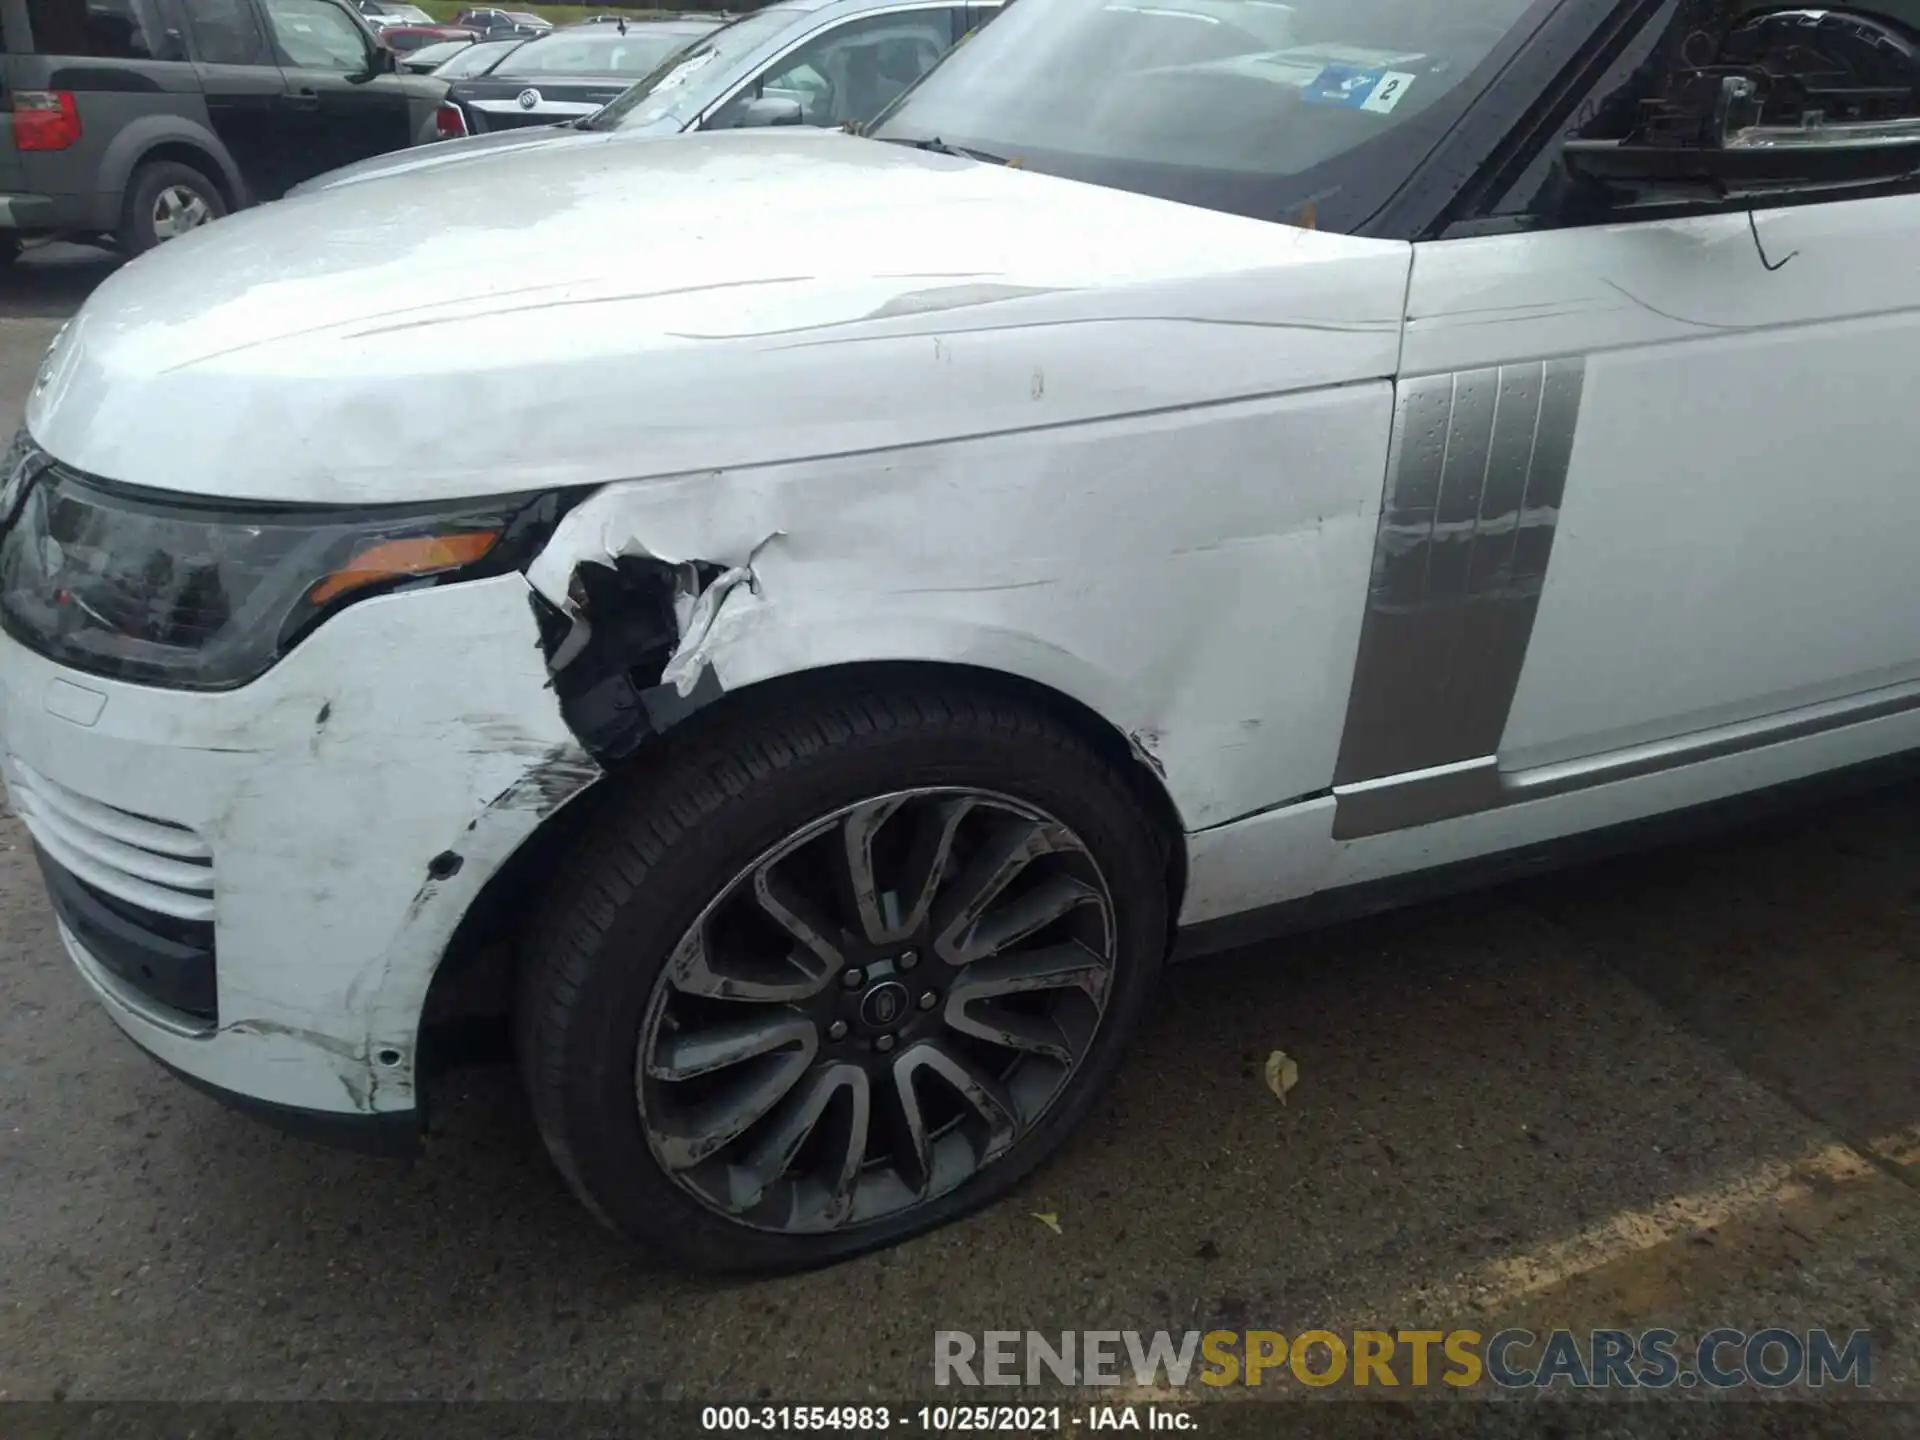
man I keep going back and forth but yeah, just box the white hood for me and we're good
[28,128,1411,505]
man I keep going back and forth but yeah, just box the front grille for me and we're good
[36,845,218,1023]
[4,758,214,922]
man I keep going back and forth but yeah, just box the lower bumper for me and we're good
[144,1041,422,1157]
[61,915,420,1154]
[0,191,101,232]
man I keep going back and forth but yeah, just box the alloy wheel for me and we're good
[151,185,214,241]
[636,788,1117,1235]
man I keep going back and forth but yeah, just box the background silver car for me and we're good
[586,0,1005,135]
[293,0,1004,192]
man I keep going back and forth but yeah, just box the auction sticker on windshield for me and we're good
[1303,64,1417,112]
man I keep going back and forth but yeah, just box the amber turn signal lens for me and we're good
[307,530,500,606]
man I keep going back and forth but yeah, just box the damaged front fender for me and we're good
[513,373,1389,836]
[525,525,782,761]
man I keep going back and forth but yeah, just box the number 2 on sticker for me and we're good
[1361,71,1416,114]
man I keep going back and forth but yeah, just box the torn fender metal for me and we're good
[524,381,1395,832]
[527,527,781,695]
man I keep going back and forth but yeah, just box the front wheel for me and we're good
[516,680,1171,1272]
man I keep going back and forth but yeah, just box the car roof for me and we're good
[567,15,718,29]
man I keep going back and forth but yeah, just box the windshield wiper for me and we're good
[879,134,1010,166]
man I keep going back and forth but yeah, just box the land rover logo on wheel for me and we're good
[860,980,909,1028]
[517,88,541,109]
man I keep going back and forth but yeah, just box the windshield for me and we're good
[431,36,522,75]
[580,6,803,131]
[872,0,1554,231]
[493,28,704,76]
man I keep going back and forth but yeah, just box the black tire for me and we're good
[117,160,226,256]
[516,678,1171,1273]
[0,236,19,266]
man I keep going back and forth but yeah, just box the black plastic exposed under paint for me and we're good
[36,843,217,1023]
[531,555,726,762]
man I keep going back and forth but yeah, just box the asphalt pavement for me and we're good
[0,245,1915,1419]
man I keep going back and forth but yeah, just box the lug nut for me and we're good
[874,1035,897,1053]
[899,949,919,970]
[918,990,938,1011]
[827,1020,848,1041]
[842,967,865,989]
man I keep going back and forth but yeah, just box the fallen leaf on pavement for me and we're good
[1264,1049,1300,1105]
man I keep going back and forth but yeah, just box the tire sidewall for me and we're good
[541,714,1169,1272]
[121,162,225,255]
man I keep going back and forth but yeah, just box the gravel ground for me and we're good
[0,249,1914,1421]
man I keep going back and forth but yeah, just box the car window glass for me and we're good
[26,0,161,58]
[442,36,522,72]
[961,2,1001,40]
[1484,0,1683,221]
[181,0,269,65]
[263,0,367,67]
[497,30,698,76]
[873,0,1556,229]
[716,11,955,129]
[580,6,804,131]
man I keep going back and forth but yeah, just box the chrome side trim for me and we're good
[1506,677,1920,801]
[1332,359,1585,804]
[1334,677,1920,838]
[1331,756,1500,840]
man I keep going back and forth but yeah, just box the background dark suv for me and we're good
[0,0,447,258]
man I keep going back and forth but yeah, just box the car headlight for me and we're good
[0,446,575,690]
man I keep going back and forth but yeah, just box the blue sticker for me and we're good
[1303,64,1385,108]
[1301,64,1419,113]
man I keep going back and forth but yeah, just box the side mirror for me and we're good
[727,94,804,128]
[1563,88,1920,199]
[157,25,189,61]
[1566,11,1920,202]
[350,44,397,81]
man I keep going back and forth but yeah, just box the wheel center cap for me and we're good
[858,979,911,1029]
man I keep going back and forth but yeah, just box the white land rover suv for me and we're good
[5,0,1920,1270]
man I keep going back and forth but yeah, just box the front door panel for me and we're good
[1397,194,1920,777]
